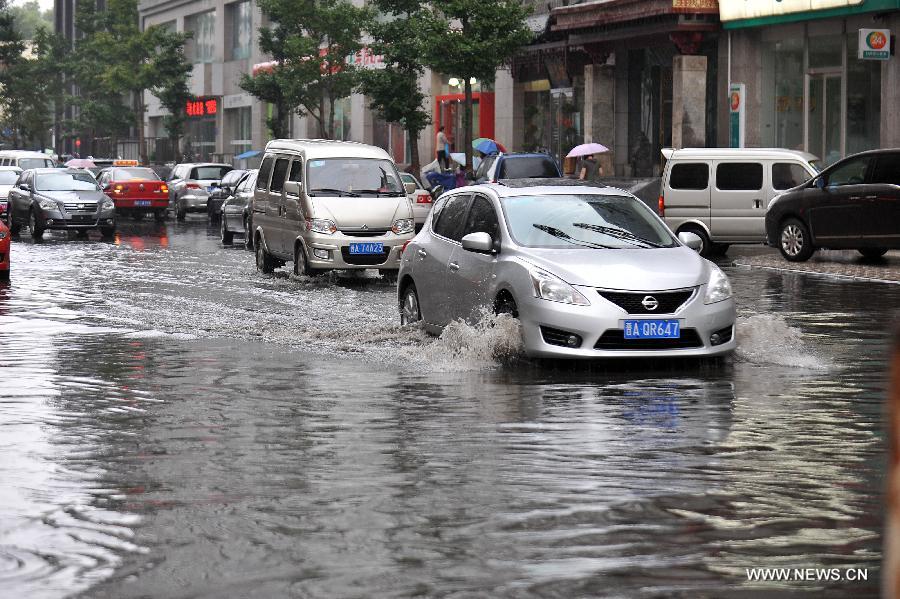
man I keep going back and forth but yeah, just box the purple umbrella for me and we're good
[65,158,96,169]
[566,143,610,158]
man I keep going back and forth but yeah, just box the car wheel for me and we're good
[494,291,519,318]
[858,248,888,259]
[293,243,312,276]
[681,225,712,258]
[221,218,233,245]
[0,268,8,282]
[176,201,186,221]
[244,216,254,250]
[711,243,730,256]
[133,211,143,221]
[779,218,814,262]
[29,210,44,240]
[400,282,421,325]
[154,209,166,222]
[379,269,398,283]
[255,237,275,274]
[8,209,20,236]
[100,226,116,238]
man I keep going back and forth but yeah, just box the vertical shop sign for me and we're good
[858,29,891,60]
[729,83,745,148]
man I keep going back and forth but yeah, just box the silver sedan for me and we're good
[397,182,736,359]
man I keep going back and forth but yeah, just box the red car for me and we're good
[97,164,169,221]
[0,218,9,281]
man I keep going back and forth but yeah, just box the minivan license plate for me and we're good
[624,319,680,339]
[349,242,383,255]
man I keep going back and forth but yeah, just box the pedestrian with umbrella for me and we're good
[566,142,610,182]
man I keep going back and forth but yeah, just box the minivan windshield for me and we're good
[307,158,404,197]
[503,194,677,249]
[20,158,53,169]
[36,172,100,192]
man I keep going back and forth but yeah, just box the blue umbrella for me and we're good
[474,139,499,155]
[235,150,261,160]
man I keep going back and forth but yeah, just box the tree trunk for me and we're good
[406,123,420,174]
[326,93,336,140]
[463,77,473,172]
[136,92,148,164]
[318,93,327,138]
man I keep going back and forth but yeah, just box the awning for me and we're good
[235,150,261,160]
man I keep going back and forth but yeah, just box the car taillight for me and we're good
[658,194,665,217]
[415,192,431,204]
[159,184,169,194]
[113,184,125,194]
[186,183,201,189]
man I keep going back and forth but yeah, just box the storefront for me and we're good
[184,96,219,161]
[433,76,495,155]
[721,0,900,165]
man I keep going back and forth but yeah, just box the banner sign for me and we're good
[859,29,891,60]
[720,0,863,21]
[729,83,745,149]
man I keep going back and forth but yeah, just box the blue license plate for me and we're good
[207,186,218,194]
[349,242,384,255]
[135,200,151,207]
[624,319,680,339]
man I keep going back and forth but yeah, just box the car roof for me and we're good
[0,150,52,157]
[465,180,633,199]
[0,166,22,171]
[175,162,232,168]
[498,153,555,159]
[264,138,393,161]
[661,147,819,163]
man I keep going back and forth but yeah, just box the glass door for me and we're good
[807,73,842,166]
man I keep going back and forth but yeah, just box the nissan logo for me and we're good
[642,295,659,311]
[361,224,369,230]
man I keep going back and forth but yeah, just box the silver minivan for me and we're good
[252,139,415,277]
[659,148,818,256]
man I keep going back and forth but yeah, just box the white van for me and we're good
[659,148,818,256]
[0,150,57,170]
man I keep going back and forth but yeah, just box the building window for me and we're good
[230,1,252,60]
[186,11,216,64]
[228,106,253,159]
[761,37,803,150]
[846,35,880,156]
[332,97,351,141]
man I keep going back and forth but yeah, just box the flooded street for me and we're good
[1,220,893,598]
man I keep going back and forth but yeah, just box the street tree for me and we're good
[0,0,29,147]
[8,0,52,40]
[241,0,371,140]
[358,0,429,172]
[421,0,531,170]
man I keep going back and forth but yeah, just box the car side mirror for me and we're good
[815,177,826,189]
[403,181,416,195]
[430,185,445,201]
[678,231,703,252]
[461,232,495,254]
[284,180,303,196]
[19,183,30,192]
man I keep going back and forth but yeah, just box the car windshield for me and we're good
[35,172,100,192]
[502,194,677,249]
[307,158,404,196]
[190,166,232,180]
[0,172,20,184]
[20,158,53,169]
[500,156,559,179]
[113,167,160,181]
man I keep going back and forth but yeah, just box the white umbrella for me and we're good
[566,143,610,158]
[450,152,481,170]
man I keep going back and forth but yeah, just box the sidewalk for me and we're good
[728,246,900,284]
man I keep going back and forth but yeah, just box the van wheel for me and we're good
[681,225,711,257]
[154,209,166,222]
[221,218,233,245]
[858,248,887,259]
[244,216,254,250]
[778,218,814,262]
[255,238,276,274]
[400,282,421,325]
[29,210,44,240]
[711,243,730,256]
[293,243,315,276]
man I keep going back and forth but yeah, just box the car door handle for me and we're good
[417,249,427,259]
[752,199,762,209]
[864,195,877,200]
[849,196,863,200]
[448,262,460,272]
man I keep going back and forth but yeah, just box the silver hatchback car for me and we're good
[398,181,736,359]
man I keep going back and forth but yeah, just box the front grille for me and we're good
[63,202,97,212]
[340,228,390,238]
[597,289,695,314]
[340,246,390,265]
[594,329,703,350]
[540,326,582,348]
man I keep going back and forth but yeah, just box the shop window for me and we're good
[761,38,803,150]
[669,163,708,190]
[716,163,762,190]
[808,34,842,69]
[846,36,881,156]
[230,1,252,60]
[772,163,810,190]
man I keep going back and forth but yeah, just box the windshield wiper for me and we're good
[572,222,665,248]
[309,188,360,197]
[532,224,614,249]
[354,189,404,197]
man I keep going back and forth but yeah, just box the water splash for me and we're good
[406,311,525,372]
[735,314,829,370]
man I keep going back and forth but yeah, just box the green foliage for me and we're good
[241,0,372,139]
[8,0,52,40]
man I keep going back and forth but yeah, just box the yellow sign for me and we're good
[672,0,719,11]
[720,0,863,21]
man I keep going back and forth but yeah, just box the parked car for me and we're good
[252,139,414,277]
[0,166,22,223]
[221,170,256,245]
[7,168,116,239]
[86,158,115,176]
[659,147,819,257]
[96,165,169,221]
[167,162,233,220]
[0,218,9,281]
[0,150,56,170]
[208,169,248,219]
[765,148,900,262]
[399,172,433,232]
[398,180,736,359]
[473,152,561,184]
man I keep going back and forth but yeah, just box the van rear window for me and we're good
[669,163,708,190]
[716,163,763,190]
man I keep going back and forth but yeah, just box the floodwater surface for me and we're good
[0,221,892,598]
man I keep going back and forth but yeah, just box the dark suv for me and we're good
[474,153,561,183]
[765,149,900,261]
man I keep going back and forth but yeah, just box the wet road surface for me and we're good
[0,220,894,597]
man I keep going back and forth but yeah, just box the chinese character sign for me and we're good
[185,98,219,117]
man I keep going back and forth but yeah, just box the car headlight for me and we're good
[100,199,114,210]
[305,218,337,234]
[704,266,732,304]
[392,218,414,234]
[39,199,59,211]
[529,268,590,306]
[0,231,7,240]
